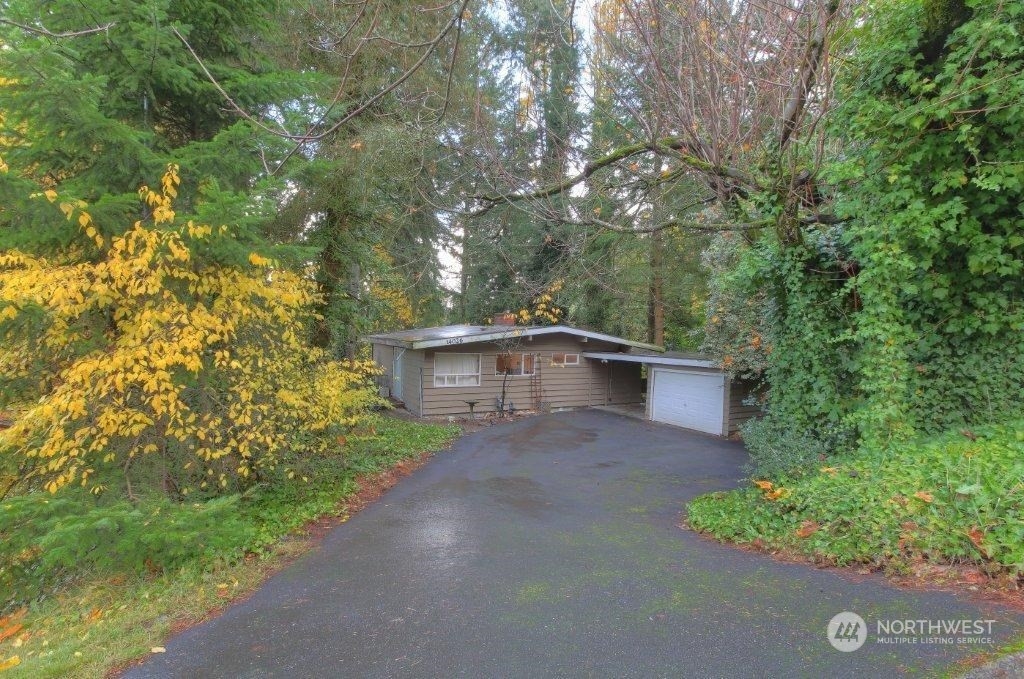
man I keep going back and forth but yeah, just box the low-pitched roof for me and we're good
[367,324,663,352]
[580,351,719,369]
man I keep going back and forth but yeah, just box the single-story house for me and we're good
[367,321,761,437]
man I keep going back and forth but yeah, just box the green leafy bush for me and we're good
[740,414,855,479]
[702,1,1024,455]
[688,421,1024,574]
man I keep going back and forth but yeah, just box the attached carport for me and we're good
[581,352,761,436]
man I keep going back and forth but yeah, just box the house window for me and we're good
[551,352,579,366]
[434,353,481,387]
[496,353,536,376]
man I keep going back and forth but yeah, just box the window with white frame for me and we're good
[550,352,580,366]
[433,353,481,387]
[496,352,536,376]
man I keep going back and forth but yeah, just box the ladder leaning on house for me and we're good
[530,356,542,411]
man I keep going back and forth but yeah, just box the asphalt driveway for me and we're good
[127,410,1023,678]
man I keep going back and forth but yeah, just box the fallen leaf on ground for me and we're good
[0,625,22,644]
[913,490,934,503]
[151,646,166,654]
[0,655,20,671]
[796,520,820,538]
[0,610,26,630]
[967,527,988,557]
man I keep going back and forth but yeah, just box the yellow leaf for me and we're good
[78,213,90,228]
[753,480,773,490]
[151,647,166,654]
[43,189,58,203]
[913,490,934,503]
[0,655,21,670]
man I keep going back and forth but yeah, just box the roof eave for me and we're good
[368,325,664,353]
[410,327,533,350]
[522,326,663,352]
[366,336,414,349]
[580,351,718,369]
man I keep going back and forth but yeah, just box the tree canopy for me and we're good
[0,0,1021,562]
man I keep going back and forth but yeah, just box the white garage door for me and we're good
[650,368,725,435]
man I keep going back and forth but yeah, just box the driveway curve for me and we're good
[127,410,1022,678]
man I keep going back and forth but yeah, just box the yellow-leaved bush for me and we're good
[0,165,383,495]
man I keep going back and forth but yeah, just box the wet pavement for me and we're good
[126,410,1023,678]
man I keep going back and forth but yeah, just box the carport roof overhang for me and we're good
[581,352,719,369]
[367,324,664,352]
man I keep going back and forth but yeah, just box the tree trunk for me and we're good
[312,241,340,350]
[647,230,665,346]
[459,220,469,322]
[345,261,361,360]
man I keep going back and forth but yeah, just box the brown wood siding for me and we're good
[728,377,764,435]
[372,344,394,384]
[421,336,635,416]
[372,343,394,398]
[595,361,644,406]
[401,350,424,416]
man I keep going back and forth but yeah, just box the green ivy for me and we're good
[704,0,1024,473]
[688,421,1024,574]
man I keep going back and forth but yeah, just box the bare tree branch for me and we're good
[471,136,754,215]
[171,0,471,160]
[0,18,114,38]
[779,0,841,151]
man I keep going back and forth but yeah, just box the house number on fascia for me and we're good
[444,338,464,345]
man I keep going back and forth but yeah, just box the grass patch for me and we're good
[0,415,459,678]
[687,421,1024,575]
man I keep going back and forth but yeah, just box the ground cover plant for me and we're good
[0,415,459,677]
[688,421,1024,578]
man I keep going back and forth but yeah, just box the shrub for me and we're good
[739,415,854,480]
[0,167,383,496]
[689,420,1024,574]
[0,492,256,612]
[0,415,460,616]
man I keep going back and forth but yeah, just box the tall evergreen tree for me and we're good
[0,0,313,259]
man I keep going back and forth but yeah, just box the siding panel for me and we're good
[401,350,424,416]
[421,336,641,416]
[727,378,764,434]
[372,344,394,394]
